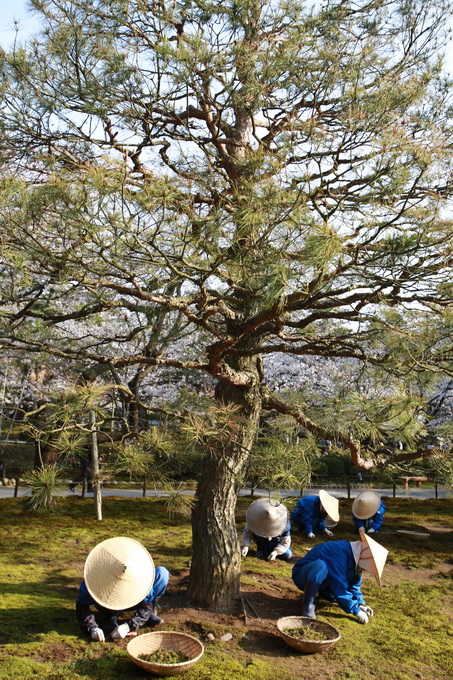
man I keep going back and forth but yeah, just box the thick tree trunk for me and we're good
[187,379,262,611]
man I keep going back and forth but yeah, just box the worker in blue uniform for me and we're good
[241,497,292,561]
[292,528,388,624]
[76,537,169,642]
[290,490,340,538]
[352,490,386,534]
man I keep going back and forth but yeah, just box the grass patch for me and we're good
[0,496,452,680]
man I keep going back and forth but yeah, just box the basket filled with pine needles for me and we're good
[277,616,341,654]
[127,631,204,676]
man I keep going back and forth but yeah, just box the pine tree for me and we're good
[0,0,452,608]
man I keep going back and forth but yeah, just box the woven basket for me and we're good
[127,631,204,676]
[277,616,341,654]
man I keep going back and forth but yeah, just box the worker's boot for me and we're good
[147,597,164,626]
[301,581,320,619]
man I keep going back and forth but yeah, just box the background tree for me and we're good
[0,0,452,609]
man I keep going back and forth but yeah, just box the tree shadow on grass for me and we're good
[0,604,79,643]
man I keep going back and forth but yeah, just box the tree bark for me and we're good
[89,409,102,521]
[187,376,262,611]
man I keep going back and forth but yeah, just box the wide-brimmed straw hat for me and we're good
[84,537,155,610]
[246,498,288,538]
[358,528,389,586]
[352,490,381,520]
[319,490,340,523]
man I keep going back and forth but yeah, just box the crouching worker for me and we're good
[292,528,388,624]
[352,490,386,535]
[241,497,292,561]
[76,536,170,642]
[290,490,340,539]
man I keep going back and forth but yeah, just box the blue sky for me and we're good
[1,0,452,73]
[0,0,39,47]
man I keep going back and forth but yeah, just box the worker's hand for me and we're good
[323,528,333,536]
[267,550,278,561]
[359,605,374,617]
[355,609,369,624]
[91,627,105,642]
[241,546,249,557]
[367,528,375,534]
[111,623,130,640]
[307,532,315,539]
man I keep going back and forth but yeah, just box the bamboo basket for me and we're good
[127,631,204,676]
[277,616,341,654]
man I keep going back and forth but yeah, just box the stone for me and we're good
[220,633,233,642]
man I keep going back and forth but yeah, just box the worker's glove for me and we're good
[323,528,333,536]
[241,546,249,557]
[111,623,130,640]
[367,528,375,534]
[359,605,374,617]
[90,627,105,642]
[267,550,278,561]
[307,532,315,539]
[355,609,369,624]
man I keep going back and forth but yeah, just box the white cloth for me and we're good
[111,623,130,640]
[350,540,362,566]
[356,609,369,624]
[91,628,105,642]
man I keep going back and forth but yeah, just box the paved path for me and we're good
[0,485,448,500]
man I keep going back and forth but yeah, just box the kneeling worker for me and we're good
[292,528,388,624]
[290,490,340,538]
[76,536,170,642]
[352,490,386,534]
[241,497,292,561]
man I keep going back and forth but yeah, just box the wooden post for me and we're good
[393,481,396,498]
[89,408,102,521]
[143,477,147,498]
[81,477,86,499]
[347,479,350,499]
[435,481,438,499]
[14,476,20,498]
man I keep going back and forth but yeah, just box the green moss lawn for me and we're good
[0,495,451,680]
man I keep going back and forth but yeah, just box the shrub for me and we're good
[312,460,328,478]
[322,455,345,477]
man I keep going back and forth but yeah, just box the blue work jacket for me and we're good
[353,501,386,532]
[290,495,326,534]
[292,540,364,615]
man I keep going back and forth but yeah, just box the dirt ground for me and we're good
[152,553,452,679]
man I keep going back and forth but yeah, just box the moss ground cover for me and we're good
[0,496,451,680]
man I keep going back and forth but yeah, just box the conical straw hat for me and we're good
[358,528,389,586]
[84,537,155,610]
[352,490,381,520]
[246,497,288,538]
[319,490,340,523]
